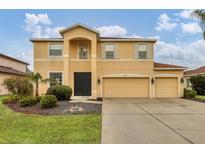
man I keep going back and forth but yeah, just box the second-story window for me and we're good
[79,43,88,59]
[105,45,115,59]
[49,43,63,56]
[138,45,147,59]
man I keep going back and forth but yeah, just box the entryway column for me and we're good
[63,39,70,86]
[91,38,97,98]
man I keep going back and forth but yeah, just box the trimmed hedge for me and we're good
[2,95,21,104]
[184,89,197,98]
[40,95,57,108]
[19,97,35,107]
[2,98,12,104]
[46,85,72,100]
[18,96,42,107]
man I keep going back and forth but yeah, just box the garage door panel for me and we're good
[156,77,178,98]
[103,78,149,98]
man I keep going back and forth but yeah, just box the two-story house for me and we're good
[0,53,28,95]
[31,24,186,99]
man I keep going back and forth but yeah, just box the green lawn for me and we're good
[196,95,205,100]
[0,96,101,144]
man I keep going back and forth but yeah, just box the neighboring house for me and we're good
[184,66,205,90]
[0,53,28,95]
[31,23,186,98]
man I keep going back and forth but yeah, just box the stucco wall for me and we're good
[0,57,27,73]
[32,26,184,98]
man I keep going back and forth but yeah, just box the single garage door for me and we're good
[155,77,178,98]
[103,77,149,98]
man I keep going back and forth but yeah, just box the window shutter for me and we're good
[101,44,106,59]
[114,44,118,59]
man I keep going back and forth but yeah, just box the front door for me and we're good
[74,72,91,96]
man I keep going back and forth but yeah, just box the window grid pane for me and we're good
[138,51,147,59]
[106,51,114,59]
[49,44,63,56]
[50,73,62,86]
[138,45,147,51]
[79,43,88,59]
[49,49,62,56]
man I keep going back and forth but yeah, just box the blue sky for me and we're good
[0,9,204,70]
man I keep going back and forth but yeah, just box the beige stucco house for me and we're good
[0,53,28,95]
[31,23,186,98]
[184,66,205,90]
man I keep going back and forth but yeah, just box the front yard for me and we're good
[196,95,205,100]
[0,96,101,144]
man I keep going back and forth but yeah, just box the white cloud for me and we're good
[95,25,127,37]
[181,22,201,34]
[175,9,194,19]
[25,13,64,38]
[20,51,33,70]
[155,39,205,69]
[155,14,177,31]
[95,25,159,40]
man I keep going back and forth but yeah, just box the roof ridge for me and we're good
[0,53,29,65]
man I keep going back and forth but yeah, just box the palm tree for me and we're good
[191,9,205,39]
[29,72,55,96]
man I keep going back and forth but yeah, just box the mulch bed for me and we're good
[5,101,102,115]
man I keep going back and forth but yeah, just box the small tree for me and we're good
[2,77,33,96]
[29,72,55,96]
[191,9,205,40]
[190,75,205,95]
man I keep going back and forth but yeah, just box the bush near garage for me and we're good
[190,75,205,95]
[184,89,197,98]
[40,95,57,108]
[46,85,72,100]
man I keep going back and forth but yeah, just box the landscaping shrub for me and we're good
[184,89,197,98]
[19,96,36,107]
[2,77,33,97]
[190,75,205,95]
[40,95,57,108]
[2,95,21,104]
[33,96,42,104]
[46,85,72,100]
[2,98,12,104]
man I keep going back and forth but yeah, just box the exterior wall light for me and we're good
[151,78,155,84]
[181,78,184,84]
[97,77,101,84]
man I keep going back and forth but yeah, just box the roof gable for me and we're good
[59,23,100,36]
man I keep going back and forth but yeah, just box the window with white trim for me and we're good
[138,45,147,59]
[49,43,63,56]
[105,45,115,59]
[79,42,88,59]
[49,72,62,86]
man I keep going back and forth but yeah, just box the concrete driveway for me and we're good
[101,98,205,144]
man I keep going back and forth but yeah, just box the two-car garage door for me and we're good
[102,77,178,98]
[103,78,149,98]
